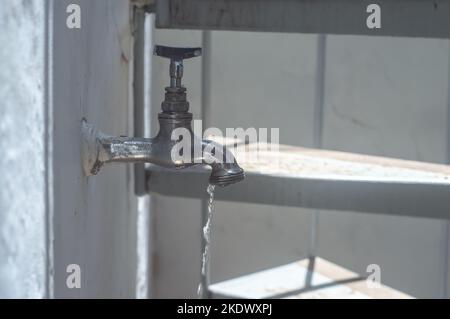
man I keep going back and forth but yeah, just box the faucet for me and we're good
[81,45,245,187]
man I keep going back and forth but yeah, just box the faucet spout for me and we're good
[81,120,245,187]
[201,139,245,187]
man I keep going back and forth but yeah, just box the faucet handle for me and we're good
[154,45,202,90]
[154,45,202,61]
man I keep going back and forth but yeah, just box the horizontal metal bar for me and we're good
[155,0,450,39]
[147,140,450,219]
[147,167,450,220]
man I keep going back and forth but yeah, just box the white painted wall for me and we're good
[152,29,450,298]
[51,0,138,298]
[0,0,47,298]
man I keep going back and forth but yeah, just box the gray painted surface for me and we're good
[318,35,450,298]
[0,0,47,298]
[205,31,324,291]
[152,29,450,298]
[155,0,450,39]
[51,0,137,298]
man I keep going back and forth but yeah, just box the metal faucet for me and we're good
[81,45,245,187]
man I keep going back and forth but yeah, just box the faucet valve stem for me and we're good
[154,45,202,113]
[170,60,183,88]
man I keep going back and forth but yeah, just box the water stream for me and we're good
[197,184,216,298]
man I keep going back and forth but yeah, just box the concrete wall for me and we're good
[0,0,47,298]
[318,35,450,298]
[152,29,450,298]
[51,0,137,298]
[0,0,159,298]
